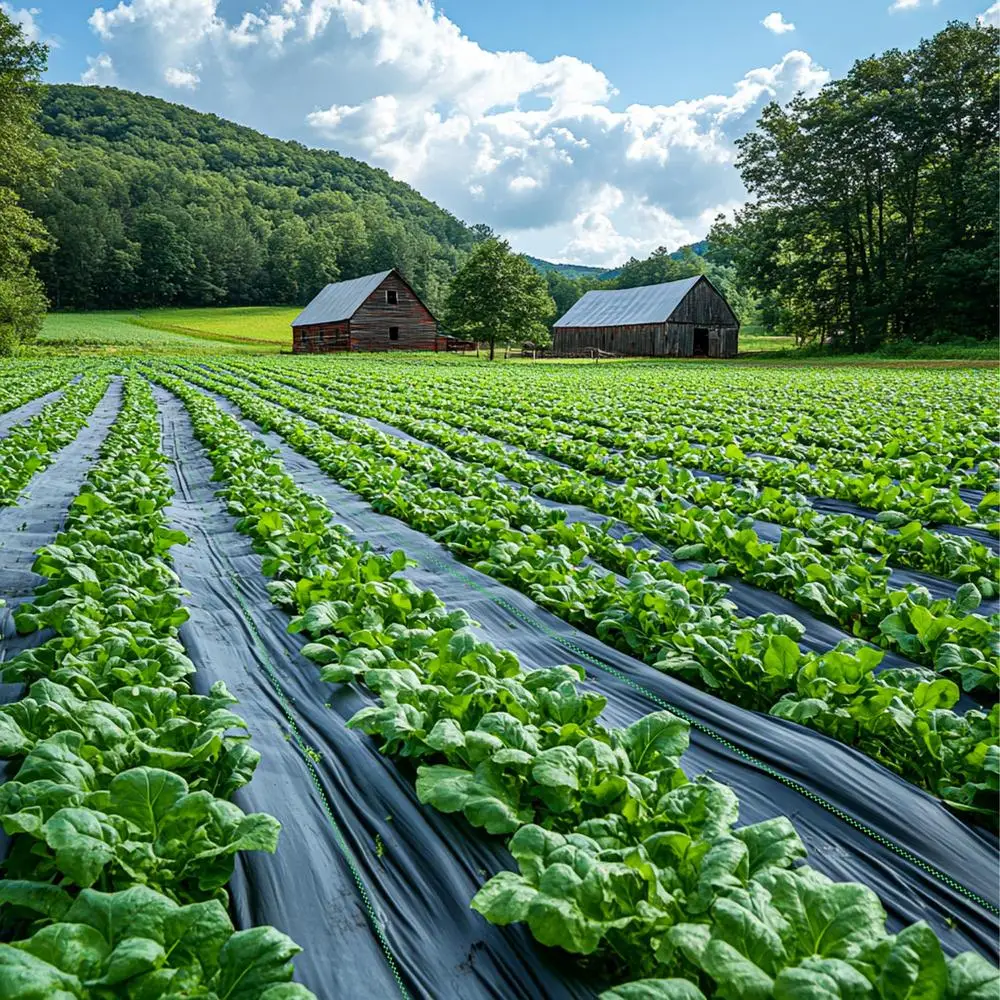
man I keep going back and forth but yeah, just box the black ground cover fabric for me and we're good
[0,385,68,440]
[155,385,598,1000]
[0,379,123,860]
[162,380,999,973]
[328,406,956,671]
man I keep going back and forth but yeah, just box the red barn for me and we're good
[291,269,440,353]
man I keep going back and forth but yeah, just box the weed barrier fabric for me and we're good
[0,379,123,863]
[167,381,999,965]
[0,385,68,440]
[154,386,597,1000]
[325,403,983,615]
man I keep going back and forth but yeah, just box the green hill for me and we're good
[28,85,479,312]
[522,255,613,280]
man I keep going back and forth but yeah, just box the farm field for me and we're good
[0,353,997,998]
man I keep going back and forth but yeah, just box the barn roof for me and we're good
[291,270,394,327]
[552,275,704,328]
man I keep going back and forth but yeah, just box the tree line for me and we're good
[710,20,998,350]
[0,12,994,355]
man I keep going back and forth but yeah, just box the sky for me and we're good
[5,0,998,266]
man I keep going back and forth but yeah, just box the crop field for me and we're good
[0,354,997,998]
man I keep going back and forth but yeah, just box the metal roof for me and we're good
[291,270,394,326]
[552,275,703,328]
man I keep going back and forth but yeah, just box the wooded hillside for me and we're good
[26,85,480,313]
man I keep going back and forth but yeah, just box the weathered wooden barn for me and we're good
[551,276,739,358]
[291,270,440,353]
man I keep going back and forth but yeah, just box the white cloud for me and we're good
[164,66,200,88]
[2,4,43,43]
[81,0,829,265]
[889,0,940,11]
[81,51,117,84]
[762,12,795,34]
[979,3,1000,26]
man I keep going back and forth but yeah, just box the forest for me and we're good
[0,14,996,353]
[24,85,478,315]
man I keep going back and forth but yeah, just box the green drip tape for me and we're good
[151,374,412,1000]
[422,555,1000,920]
[222,568,412,1000]
[165,363,1000,921]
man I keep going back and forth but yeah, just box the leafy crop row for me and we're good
[148,371,998,1000]
[261,357,999,519]
[0,376,314,999]
[223,359,997,590]
[152,364,997,826]
[202,360,1000,692]
[0,366,72,416]
[0,376,111,508]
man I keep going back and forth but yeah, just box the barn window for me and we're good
[385,289,398,305]
[388,326,399,341]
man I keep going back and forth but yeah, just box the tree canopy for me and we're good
[711,20,998,350]
[446,238,555,360]
[26,85,482,315]
[0,10,54,353]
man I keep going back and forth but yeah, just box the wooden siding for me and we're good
[670,277,739,326]
[349,272,439,352]
[550,323,667,357]
[551,277,739,358]
[293,320,350,353]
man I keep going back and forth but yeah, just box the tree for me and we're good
[0,9,55,352]
[719,20,998,350]
[446,238,555,360]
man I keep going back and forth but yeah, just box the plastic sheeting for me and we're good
[0,379,123,858]
[155,385,597,1000]
[0,385,68,440]
[156,380,998,981]
[317,403,947,676]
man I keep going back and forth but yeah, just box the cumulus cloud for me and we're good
[81,51,117,84]
[889,0,940,11]
[164,66,200,88]
[762,12,795,34]
[979,3,1000,26]
[81,0,829,265]
[2,3,44,43]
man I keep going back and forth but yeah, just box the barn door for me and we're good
[693,327,709,356]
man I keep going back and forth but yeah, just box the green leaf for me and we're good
[773,956,875,1000]
[43,808,119,887]
[214,926,303,1000]
[876,922,947,1000]
[600,981,708,1000]
[618,712,689,773]
[945,951,1000,1000]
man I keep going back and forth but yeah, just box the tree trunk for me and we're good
[488,338,495,361]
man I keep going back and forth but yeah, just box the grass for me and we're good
[35,308,295,355]
[133,306,297,347]
[31,308,996,367]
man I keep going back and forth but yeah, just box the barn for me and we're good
[551,275,739,358]
[291,269,440,354]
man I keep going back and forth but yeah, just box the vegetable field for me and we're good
[0,354,997,1000]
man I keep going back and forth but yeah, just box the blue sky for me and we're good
[7,0,995,264]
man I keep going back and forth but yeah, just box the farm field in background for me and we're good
[0,352,997,997]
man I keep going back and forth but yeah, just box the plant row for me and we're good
[264,358,998,518]
[356,360,1000,494]
[151,366,998,825]
[150,368,998,1000]
[0,365,73,416]
[0,376,314,999]
[194,361,1000,702]
[225,358,997,587]
[0,375,112,508]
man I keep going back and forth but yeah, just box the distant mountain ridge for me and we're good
[527,241,709,283]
